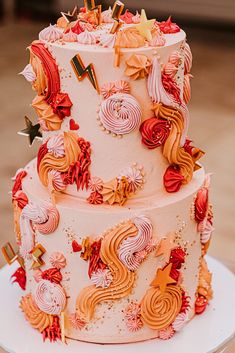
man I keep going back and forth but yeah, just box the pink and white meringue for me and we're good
[101,7,114,23]
[125,302,141,320]
[77,30,97,45]
[149,33,166,47]
[62,29,77,42]
[33,269,43,283]
[132,11,141,24]
[88,176,104,193]
[47,134,65,158]
[49,252,67,269]
[39,24,63,42]
[69,313,86,330]
[34,280,66,315]
[100,82,116,99]
[99,33,116,48]
[118,166,144,194]
[199,219,214,244]
[19,64,36,83]
[159,325,175,340]
[91,268,113,288]
[114,80,131,94]
[48,170,66,192]
[126,318,143,332]
[172,312,189,332]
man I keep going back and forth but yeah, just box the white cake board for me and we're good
[0,257,234,353]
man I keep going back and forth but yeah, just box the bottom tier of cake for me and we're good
[10,160,213,344]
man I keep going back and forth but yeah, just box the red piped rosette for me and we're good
[87,191,103,205]
[194,186,209,224]
[88,239,107,278]
[157,16,181,34]
[30,41,73,123]
[37,142,48,172]
[42,316,62,342]
[65,20,84,35]
[11,267,26,290]
[12,170,27,197]
[139,117,171,150]
[41,268,63,284]
[195,295,208,315]
[120,10,135,24]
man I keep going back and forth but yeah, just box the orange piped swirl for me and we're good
[76,221,138,321]
[153,103,194,183]
[39,132,80,187]
[29,49,48,96]
[20,294,53,333]
[32,95,62,131]
[140,285,182,330]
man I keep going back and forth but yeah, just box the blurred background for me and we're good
[0,0,234,352]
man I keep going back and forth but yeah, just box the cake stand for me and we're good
[0,257,234,353]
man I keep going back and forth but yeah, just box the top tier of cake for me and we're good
[20,4,203,204]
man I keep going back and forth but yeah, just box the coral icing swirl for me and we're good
[38,132,80,187]
[148,57,189,145]
[118,216,153,271]
[19,202,48,258]
[34,280,66,315]
[32,95,62,131]
[76,221,138,321]
[34,205,60,235]
[125,54,151,80]
[98,93,142,135]
[20,294,53,333]
[184,43,193,74]
[183,74,193,104]
[140,117,171,149]
[141,285,182,330]
[29,51,48,96]
[153,104,194,184]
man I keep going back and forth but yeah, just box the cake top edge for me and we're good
[37,3,185,51]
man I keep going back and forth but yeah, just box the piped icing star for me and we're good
[156,232,177,263]
[135,9,155,41]
[151,263,176,293]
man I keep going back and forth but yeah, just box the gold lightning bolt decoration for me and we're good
[31,244,46,269]
[71,54,100,94]
[110,1,125,34]
[84,0,102,25]
[1,242,25,268]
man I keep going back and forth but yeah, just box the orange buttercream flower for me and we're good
[125,54,152,80]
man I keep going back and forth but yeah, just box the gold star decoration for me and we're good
[135,9,156,42]
[61,6,79,23]
[1,242,24,268]
[156,232,177,263]
[84,0,102,25]
[71,54,100,94]
[18,116,42,146]
[31,244,46,269]
[110,1,125,34]
[151,263,176,293]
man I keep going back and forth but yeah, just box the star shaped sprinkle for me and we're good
[61,6,79,23]
[135,9,156,41]
[18,116,42,146]
[151,263,176,292]
[156,232,177,263]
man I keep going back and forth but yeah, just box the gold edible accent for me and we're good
[61,6,79,24]
[155,232,177,263]
[110,1,125,34]
[80,237,92,261]
[71,54,100,94]
[31,244,46,269]
[1,242,24,268]
[84,0,102,25]
[18,116,42,146]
